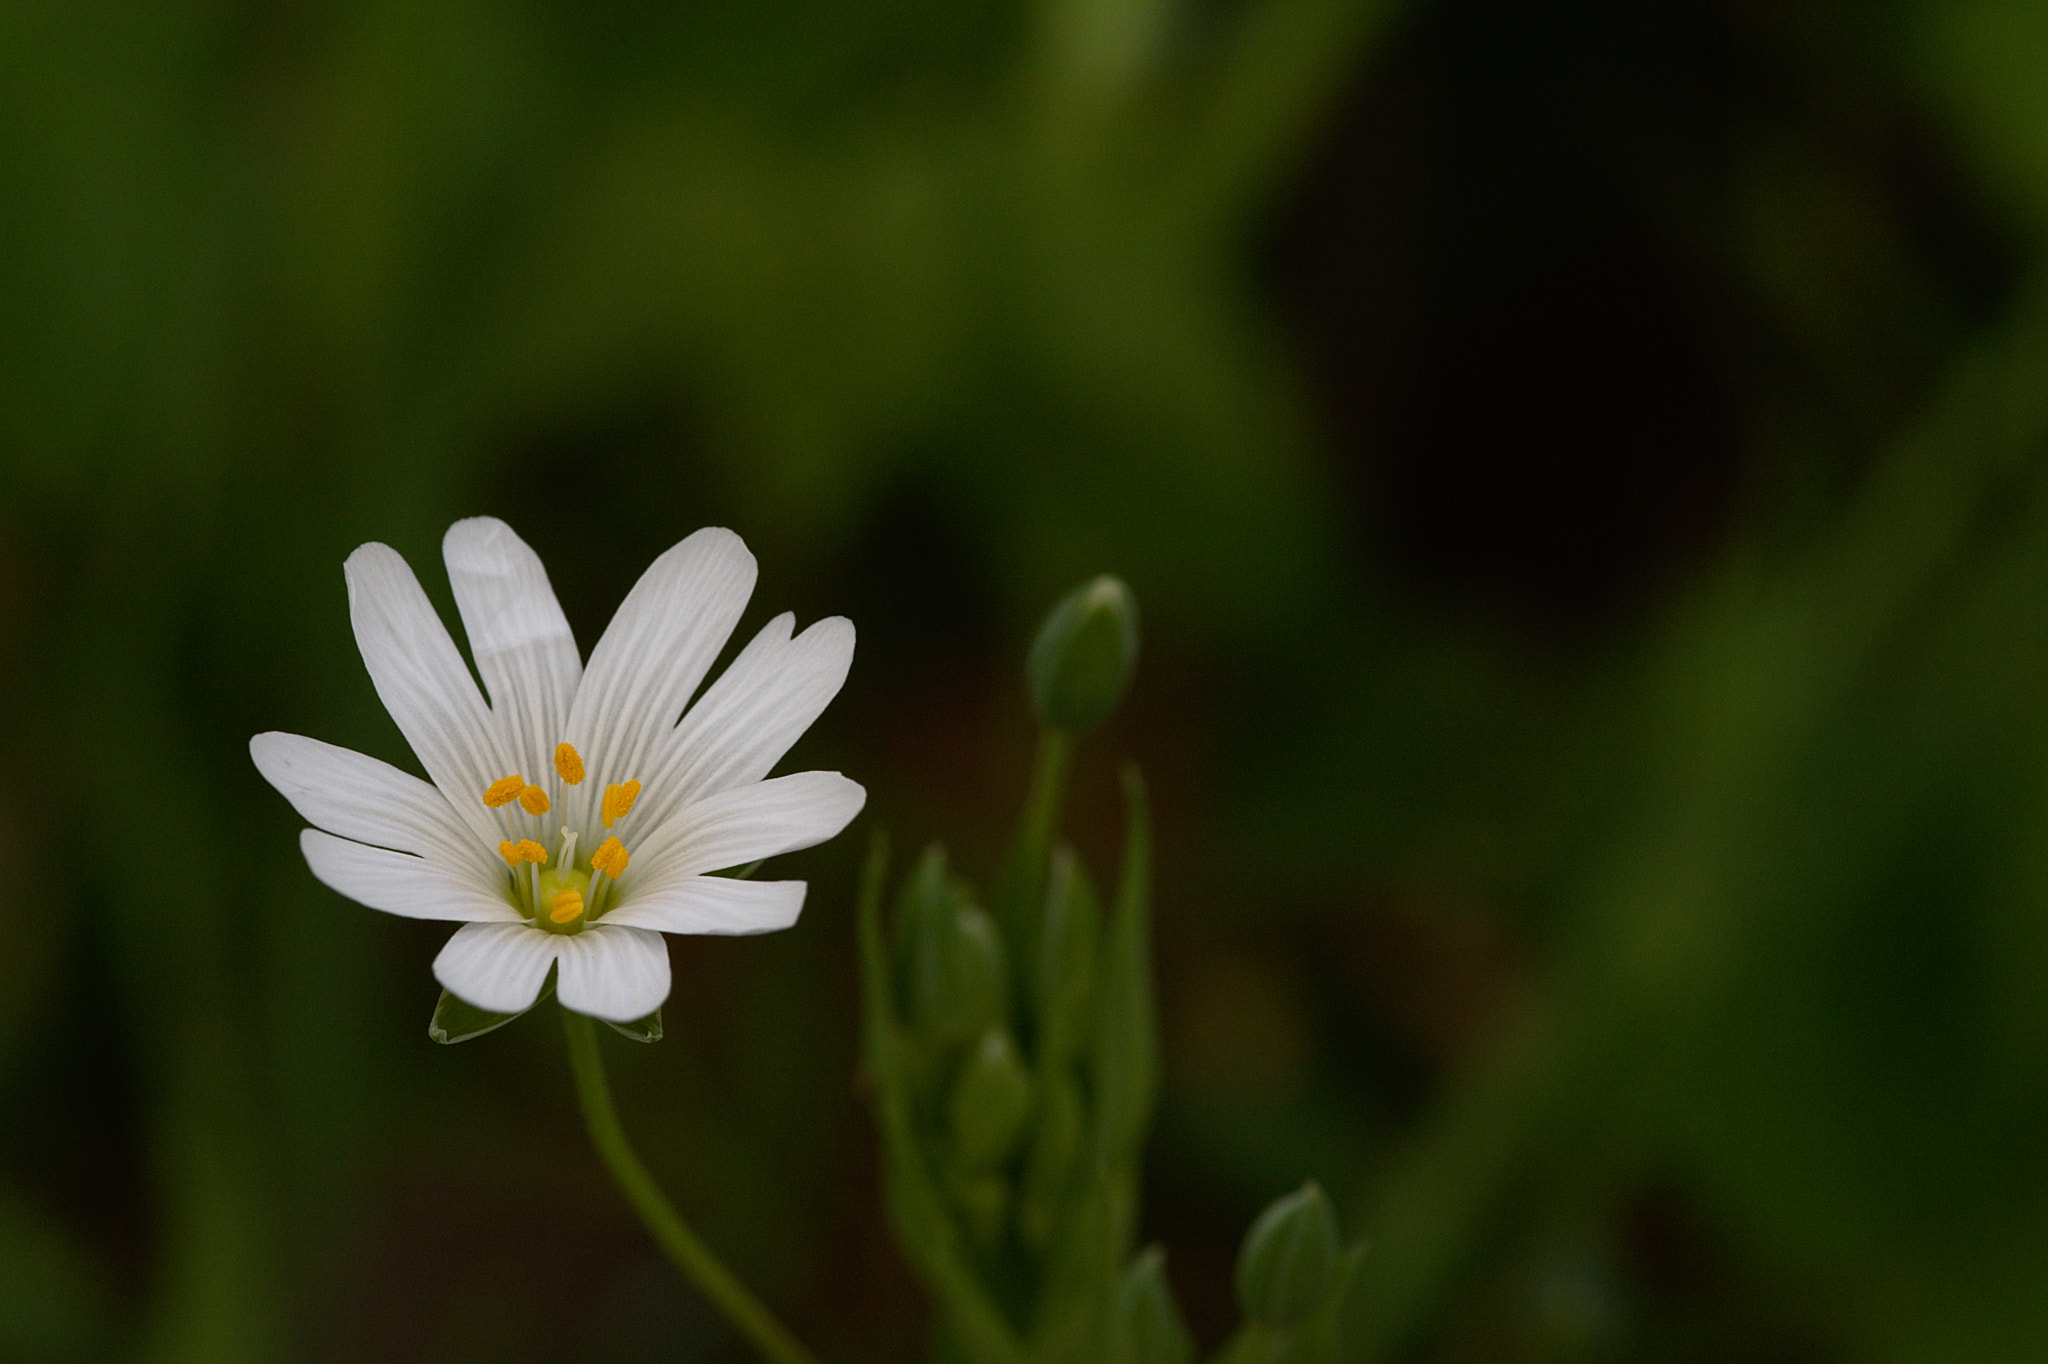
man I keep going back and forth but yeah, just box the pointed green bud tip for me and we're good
[896,845,1009,1048]
[1027,575,1139,734]
[1236,1180,1341,1329]
[1114,1246,1196,1364]
[948,1027,1036,1170]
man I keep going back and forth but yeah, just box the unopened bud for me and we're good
[1236,1181,1341,1329]
[1113,1246,1195,1364]
[895,845,1008,1049]
[948,1027,1035,1171]
[1027,575,1138,734]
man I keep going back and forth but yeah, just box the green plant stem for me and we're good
[562,1008,819,1364]
[1020,724,1071,873]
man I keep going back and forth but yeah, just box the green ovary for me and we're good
[534,866,593,934]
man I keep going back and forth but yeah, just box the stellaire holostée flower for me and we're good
[251,518,864,1024]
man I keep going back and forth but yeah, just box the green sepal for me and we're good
[430,976,550,1044]
[602,1009,663,1043]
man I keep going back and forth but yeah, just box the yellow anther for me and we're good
[483,774,526,808]
[518,784,551,816]
[498,839,549,867]
[592,837,630,878]
[554,742,585,785]
[602,780,642,828]
[548,888,585,923]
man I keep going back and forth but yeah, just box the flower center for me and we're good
[481,741,639,932]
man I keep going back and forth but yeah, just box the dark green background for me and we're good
[6,0,2048,1359]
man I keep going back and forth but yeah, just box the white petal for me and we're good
[344,542,509,845]
[443,518,581,780]
[300,829,522,923]
[636,614,854,829]
[564,528,755,809]
[603,876,807,936]
[555,925,671,1022]
[630,771,866,879]
[252,732,493,878]
[434,921,560,1014]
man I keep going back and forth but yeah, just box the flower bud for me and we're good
[1112,1246,1195,1364]
[1235,1181,1341,1329]
[895,845,1008,1050]
[1027,575,1138,734]
[948,1026,1035,1171]
[1018,1070,1083,1250]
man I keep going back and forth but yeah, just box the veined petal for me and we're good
[637,614,854,829]
[631,771,866,880]
[300,829,522,923]
[555,925,671,1022]
[252,732,493,879]
[604,876,807,936]
[564,529,755,810]
[345,542,508,844]
[444,518,582,779]
[434,921,560,1014]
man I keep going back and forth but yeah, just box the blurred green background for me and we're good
[7,0,2048,1359]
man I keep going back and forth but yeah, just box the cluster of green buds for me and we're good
[859,579,1366,1363]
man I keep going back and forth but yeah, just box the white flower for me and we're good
[251,518,864,1024]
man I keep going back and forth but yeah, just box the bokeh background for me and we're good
[7,0,2048,1359]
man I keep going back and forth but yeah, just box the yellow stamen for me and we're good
[483,774,526,808]
[548,888,585,923]
[497,840,522,868]
[554,742,585,785]
[518,784,551,815]
[602,780,642,828]
[516,839,548,865]
[592,837,629,878]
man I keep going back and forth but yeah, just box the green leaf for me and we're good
[1090,764,1156,1171]
[602,1009,663,1043]
[1034,844,1101,1073]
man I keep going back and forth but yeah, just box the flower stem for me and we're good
[1020,723,1071,874]
[561,1008,819,1364]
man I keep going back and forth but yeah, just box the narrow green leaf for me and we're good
[1090,764,1157,1169]
[1034,844,1100,1072]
